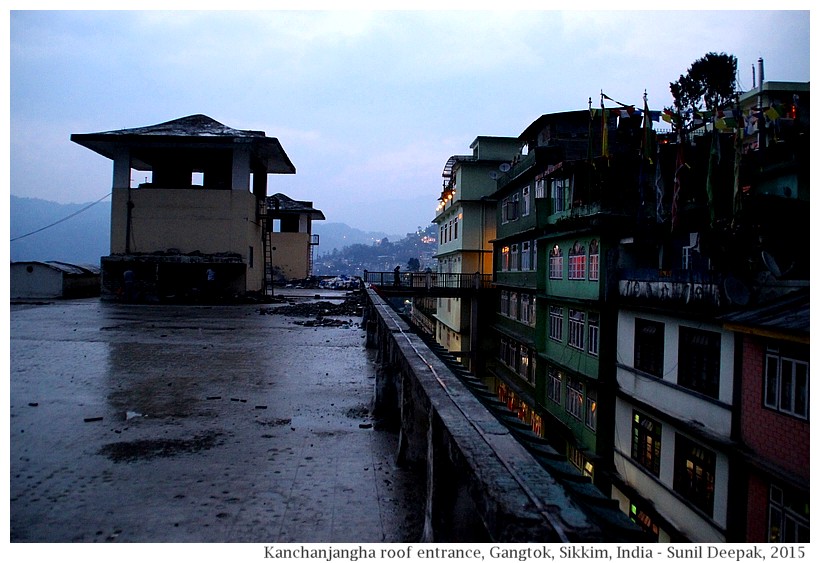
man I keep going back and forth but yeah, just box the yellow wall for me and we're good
[269,232,310,279]
[110,188,264,291]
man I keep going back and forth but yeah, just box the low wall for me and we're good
[364,288,612,542]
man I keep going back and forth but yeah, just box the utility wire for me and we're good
[10,192,112,242]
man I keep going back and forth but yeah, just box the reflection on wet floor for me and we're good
[10,297,425,542]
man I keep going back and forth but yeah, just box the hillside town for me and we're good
[388,54,809,542]
[10,44,809,546]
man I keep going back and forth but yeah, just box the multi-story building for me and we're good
[265,193,324,282]
[72,114,296,299]
[431,136,521,368]
[412,63,809,544]
[486,108,645,492]
[610,75,809,542]
[722,290,809,542]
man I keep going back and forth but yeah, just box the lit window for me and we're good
[673,434,716,517]
[630,503,660,539]
[631,411,661,476]
[568,241,586,280]
[585,388,597,431]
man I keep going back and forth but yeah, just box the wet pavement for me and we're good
[9,293,425,543]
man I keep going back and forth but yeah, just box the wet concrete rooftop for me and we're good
[9,293,424,543]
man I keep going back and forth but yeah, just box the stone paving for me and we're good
[9,294,424,543]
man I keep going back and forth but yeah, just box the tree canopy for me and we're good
[669,52,738,131]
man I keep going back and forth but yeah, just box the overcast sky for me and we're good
[7,5,812,235]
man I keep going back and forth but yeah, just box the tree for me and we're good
[407,257,420,271]
[668,52,738,132]
[668,52,738,226]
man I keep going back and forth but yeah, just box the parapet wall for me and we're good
[363,288,609,542]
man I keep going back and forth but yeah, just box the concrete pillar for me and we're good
[231,140,251,191]
[112,147,131,190]
[252,167,267,199]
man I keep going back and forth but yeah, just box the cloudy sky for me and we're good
[8,5,811,235]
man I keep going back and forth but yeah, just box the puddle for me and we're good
[99,431,223,462]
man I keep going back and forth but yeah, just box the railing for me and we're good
[363,270,493,290]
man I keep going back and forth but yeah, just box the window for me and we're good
[454,216,459,239]
[764,345,809,419]
[588,239,600,281]
[547,369,562,405]
[585,388,597,431]
[503,194,519,223]
[551,176,572,213]
[522,185,531,216]
[520,294,531,325]
[511,244,519,271]
[587,313,600,357]
[501,246,510,271]
[532,242,537,272]
[568,309,585,350]
[568,241,587,280]
[509,292,519,321]
[549,245,563,280]
[521,241,531,271]
[678,327,721,399]
[769,484,810,542]
[500,291,509,317]
[499,337,520,371]
[635,319,664,377]
[631,411,661,476]
[535,178,545,199]
[566,377,584,420]
[549,306,563,342]
[449,219,453,241]
[630,502,660,539]
[673,434,716,517]
[519,345,534,384]
[530,298,537,328]
[568,445,594,479]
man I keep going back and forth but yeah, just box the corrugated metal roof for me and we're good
[720,288,809,337]
[71,114,296,174]
[75,114,264,138]
[266,193,325,220]
[12,261,101,276]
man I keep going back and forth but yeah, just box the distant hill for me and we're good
[10,195,111,265]
[312,222,402,254]
[9,195,417,267]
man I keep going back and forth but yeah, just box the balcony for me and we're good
[496,151,536,190]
